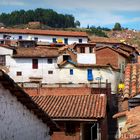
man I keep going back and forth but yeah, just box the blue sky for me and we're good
[0,0,140,30]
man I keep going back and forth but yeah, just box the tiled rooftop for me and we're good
[120,106,140,140]
[31,94,106,120]
[0,28,88,37]
[89,37,121,44]
[123,64,140,99]
[13,46,59,58]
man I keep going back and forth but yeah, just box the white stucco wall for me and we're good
[8,57,59,83]
[0,33,88,44]
[0,83,51,140]
[117,116,127,139]
[59,64,120,94]
[77,54,96,64]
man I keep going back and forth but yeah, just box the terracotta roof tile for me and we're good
[96,46,130,57]
[0,28,88,37]
[113,111,127,119]
[31,94,106,119]
[123,64,140,99]
[13,46,59,58]
[120,106,140,140]
[89,37,121,44]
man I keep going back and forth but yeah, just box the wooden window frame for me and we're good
[48,70,53,74]
[48,58,53,64]
[80,47,85,53]
[32,59,38,69]
[16,71,22,76]
[0,55,6,66]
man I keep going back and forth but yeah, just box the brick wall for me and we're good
[96,48,118,68]
[52,132,80,140]
[24,87,91,96]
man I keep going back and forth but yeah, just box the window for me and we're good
[70,69,73,75]
[89,47,93,53]
[64,38,68,44]
[48,70,53,74]
[80,47,85,53]
[3,34,10,39]
[0,55,6,66]
[32,59,38,69]
[19,36,22,40]
[16,71,22,76]
[79,39,82,43]
[87,69,93,81]
[52,38,57,43]
[65,122,76,135]
[63,55,69,61]
[48,58,53,64]
[34,37,38,42]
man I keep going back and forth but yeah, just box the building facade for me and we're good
[0,28,88,45]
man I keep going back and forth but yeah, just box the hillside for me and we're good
[107,30,140,49]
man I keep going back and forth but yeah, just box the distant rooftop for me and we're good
[0,28,88,37]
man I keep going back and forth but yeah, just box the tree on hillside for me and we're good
[113,22,122,31]
[0,8,79,28]
[75,20,80,27]
[88,26,108,37]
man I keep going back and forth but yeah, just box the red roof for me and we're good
[90,37,121,44]
[0,28,88,37]
[31,94,106,120]
[13,46,59,58]
[120,106,140,140]
[123,63,140,99]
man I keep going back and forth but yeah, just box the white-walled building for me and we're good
[0,45,60,83]
[0,42,130,93]
[0,28,88,45]
[0,70,58,140]
[58,62,120,94]
[58,43,131,93]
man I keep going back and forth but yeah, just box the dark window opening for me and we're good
[3,34,10,39]
[48,58,53,64]
[0,55,6,66]
[63,55,69,61]
[65,122,76,135]
[17,71,22,76]
[80,47,85,53]
[82,123,97,140]
[32,59,38,69]
[52,38,57,43]
[70,69,73,75]
[79,39,82,43]
[48,71,53,74]
[0,40,4,44]
[34,37,38,42]
[89,47,93,53]
[19,36,22,40]
[64,38,68,44]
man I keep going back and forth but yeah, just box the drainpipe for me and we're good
[97,123,101,140]
[91,123,96,140]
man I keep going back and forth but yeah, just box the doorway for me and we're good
[82,123,97,140]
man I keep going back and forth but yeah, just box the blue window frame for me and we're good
[70,69,73,75]
[64,38,68,44]
[87,69,93,81]
[52,38,57,43]
[19,36,22,40]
